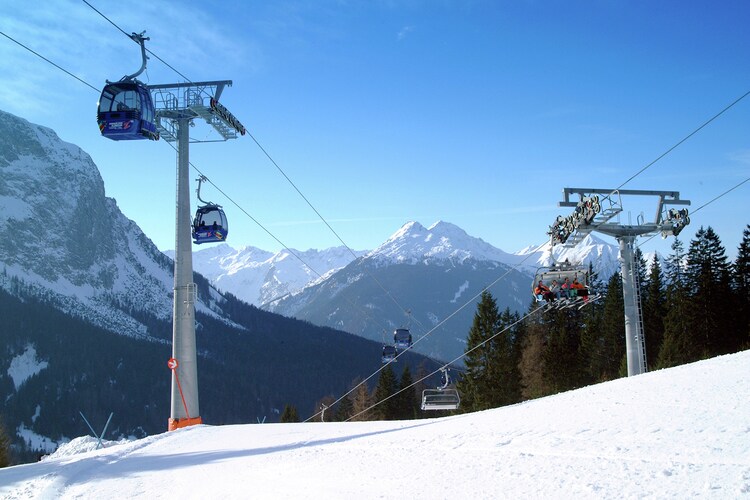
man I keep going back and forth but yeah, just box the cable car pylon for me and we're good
[146,75,245,431]
[552,188,691,376]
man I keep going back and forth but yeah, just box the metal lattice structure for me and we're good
[554,188,691,376]
[149,81,245,431]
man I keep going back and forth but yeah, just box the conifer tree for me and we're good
[280,404,300,423]
[734,225,750,346]
[457,291,501,412]
[657,281,699,368]
[0,418,11,468]
[542,306,587,391]
[601,272,626,378]
[685,226,734,355]
[334,395,354,422]
[394,365,419,420]
[642,254,666,370]
[658,238,701,368]
[579,262,606,384]
[373,365,399,420]
[457,292,520,411]
[664,238,686,288]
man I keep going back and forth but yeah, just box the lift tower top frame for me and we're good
[149,80,245,431]
[556,188,691,377]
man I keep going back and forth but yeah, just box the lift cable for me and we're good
[0,31,100,93]
[344,302,547,422]
[637,175,750,250]
[80,0,423,335]
[0,25,390,334]
[614,90,750,193]
[303,250,539,422]
[341,174,750,422]
[5,18,747,422]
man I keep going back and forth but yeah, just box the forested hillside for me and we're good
[341,224,750,421]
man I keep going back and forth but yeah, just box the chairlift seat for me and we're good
[421,389,460,411]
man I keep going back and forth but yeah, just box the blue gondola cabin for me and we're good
[97,82,159,141]
[193,205,228,244]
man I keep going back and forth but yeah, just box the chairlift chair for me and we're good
[421,367,460,411]
[532,262,593,308]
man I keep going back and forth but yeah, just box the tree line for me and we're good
[293,224,749,421]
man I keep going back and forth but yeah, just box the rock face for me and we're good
[0,109,235,339]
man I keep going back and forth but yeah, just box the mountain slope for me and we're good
[2,350,747,498]
[267,221,535,362]
[0,109,441,462]
[182,244,365,307]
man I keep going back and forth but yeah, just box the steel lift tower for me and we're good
[149,81,245,430]
[556,188,691,376]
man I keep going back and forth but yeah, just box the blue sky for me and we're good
[1,1,748,258]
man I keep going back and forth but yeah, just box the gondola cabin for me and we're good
[381,345,397,364]
[393,328,412,349]
[193,204,228,244]
[97,82,159,141]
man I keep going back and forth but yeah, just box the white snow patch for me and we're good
[450,280,470,303]
[16,424,61,454]
[7,344,48,390]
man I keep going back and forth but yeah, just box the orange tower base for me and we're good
[168,416,203,431]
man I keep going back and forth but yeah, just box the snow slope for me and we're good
[1,350,748,499]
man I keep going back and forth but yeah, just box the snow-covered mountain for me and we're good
[264,221,536,362]
[179,220,621,363]
[0,110,235,338]
[0,109,440,461]
[174,244,365,307]
[514,232,622,279]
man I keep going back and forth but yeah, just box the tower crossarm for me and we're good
[147,80,246,143]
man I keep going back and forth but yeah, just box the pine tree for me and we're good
[372,365,399,420]
[457,291,500,412]
[642,254,666,370]
[657,281,699,368]
[658,239,701,368]
[519,317,552,399]
[280,404,300,423]
[685,226,735,355]
[0,418,11,468]
[581,272,624,381]
[457,292,520,411]
[733,225,750,347]
[334,395,354,422]
[664,238,686,288]
[394,365,419,420]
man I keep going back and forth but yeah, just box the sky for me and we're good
[1,349,748,498]
[1,1,748,258]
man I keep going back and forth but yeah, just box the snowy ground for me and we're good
[1,350,749,499]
